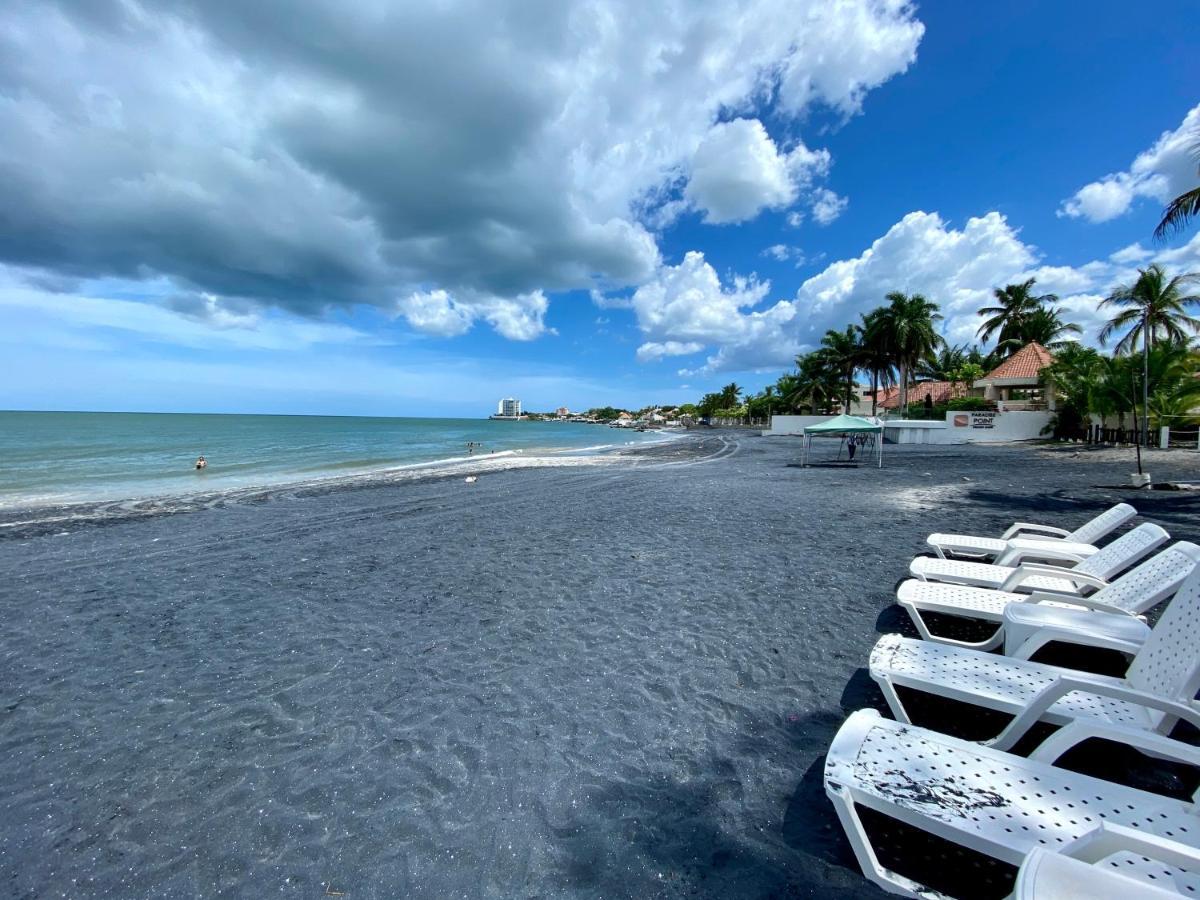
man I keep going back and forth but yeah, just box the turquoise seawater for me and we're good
[0,411,668,506]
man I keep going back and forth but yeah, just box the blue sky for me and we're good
[1,0,1197,417]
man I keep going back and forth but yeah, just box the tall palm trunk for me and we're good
[1142,326,1150,446]
[870,370,879,416]
[898,360,909,415]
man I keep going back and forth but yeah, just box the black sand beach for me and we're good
[2,434,1198,898]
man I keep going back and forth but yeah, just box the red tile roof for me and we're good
[877,381,956,409]
[980,342,1054,381]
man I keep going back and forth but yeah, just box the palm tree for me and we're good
[877,291,944,414]
[917,343,972,381]
[719,382,742,410]
[1042,343,1103,438]
[1143,340,1200,429]
[818,324,863,412]
[786,353,839,414]
[1099,264,1200,444]
[996,306,1082,352]
[1094,356,1136,432]
[976,279,1059,353]
[1155,136,1200,239]
[859,308,895,416]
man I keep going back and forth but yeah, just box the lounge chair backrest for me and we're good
[1093,542,1200,614]
[1074,523,1169,579]
[1126,563,1200,711]
[1065,503,1137,544]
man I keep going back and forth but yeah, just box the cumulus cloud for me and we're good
[1059,104,1200,223]
[630,251,800,373]
[796,211,1038,344]
[684,119,830,224]
[810,188,849,225]
[0,0,924,338]
[635,213,1200,375]
[636,340,705,362]
[395,290,476,338]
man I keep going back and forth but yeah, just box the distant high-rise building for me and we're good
[555,406,570,418]
[497,397,521,417]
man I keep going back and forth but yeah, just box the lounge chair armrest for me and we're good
[1061,821,1200,868]
[1002,523,1071,540]
[1023,591,1133,616]
[1028,718,1200,784]
[995,539,1097,567]
[1000,565,1108,593]
[990,676,1200,753]
[1009,626,1145,661]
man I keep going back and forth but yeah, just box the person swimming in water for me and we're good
[195,455,207,470]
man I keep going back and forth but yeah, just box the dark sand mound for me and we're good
[1,435,1196,898]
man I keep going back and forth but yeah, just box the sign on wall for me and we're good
[953,412,998,429]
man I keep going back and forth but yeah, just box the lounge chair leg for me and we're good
[824,785,925,898]
[872,674,913,724]
[901,605,1005,651]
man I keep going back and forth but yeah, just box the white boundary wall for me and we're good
[762,415,830,435]
[883,410,1053,444]
[766,410,1052,442]
[945,410,1052,442]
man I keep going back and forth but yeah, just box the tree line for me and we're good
[687,264,1199,429]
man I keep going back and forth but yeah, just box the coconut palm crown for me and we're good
[1154,136,1200,239]
[1098,264,1200,354]
[877,291,943,413]
[976,278,1060,351]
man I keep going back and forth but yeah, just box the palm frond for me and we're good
[1154,186,1200,240]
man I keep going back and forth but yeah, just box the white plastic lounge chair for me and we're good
[824,709,1200,898]
[909,522,1169,595]
[1015,824,1200,899]
[895,541,1200,650]
[925,502,1136,562]
[872,565,1200,751]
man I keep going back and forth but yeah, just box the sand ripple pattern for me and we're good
[2,435,1196,897]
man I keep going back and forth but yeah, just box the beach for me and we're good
[2,434,1198,898]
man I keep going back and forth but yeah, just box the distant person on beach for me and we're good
[195,455,207,470]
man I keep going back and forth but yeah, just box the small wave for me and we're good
[0,443,661,536]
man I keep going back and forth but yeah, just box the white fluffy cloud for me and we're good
[796,211,1038,344]
[629,251,800,372]
[810,188,849,225]
[634,213,1200,375]
[398,289,550,340]
[636,340,705,362]
[0,0,924,341]
[684,118,830,224]
[1059,103,1200,223]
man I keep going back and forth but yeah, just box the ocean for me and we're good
[0,411,671,507]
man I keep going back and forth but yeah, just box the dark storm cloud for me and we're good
[0,0,923,338]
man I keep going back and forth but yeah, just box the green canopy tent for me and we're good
[801,414,884,468]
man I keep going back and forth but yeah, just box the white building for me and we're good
[497,397,521,417]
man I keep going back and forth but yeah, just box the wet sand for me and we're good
[1,434,1197,898]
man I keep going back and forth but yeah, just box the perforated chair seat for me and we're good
[824,710,1200,898]
[897,580,1082,624]
[898,542,1200,648]
[910,557,1084,593]
[870,634,1155,729]
[910,523,1169,595]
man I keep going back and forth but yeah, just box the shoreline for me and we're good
[0,411,685,514]
[0,429,699,538]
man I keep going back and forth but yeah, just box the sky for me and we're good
[1,0,1198,417]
